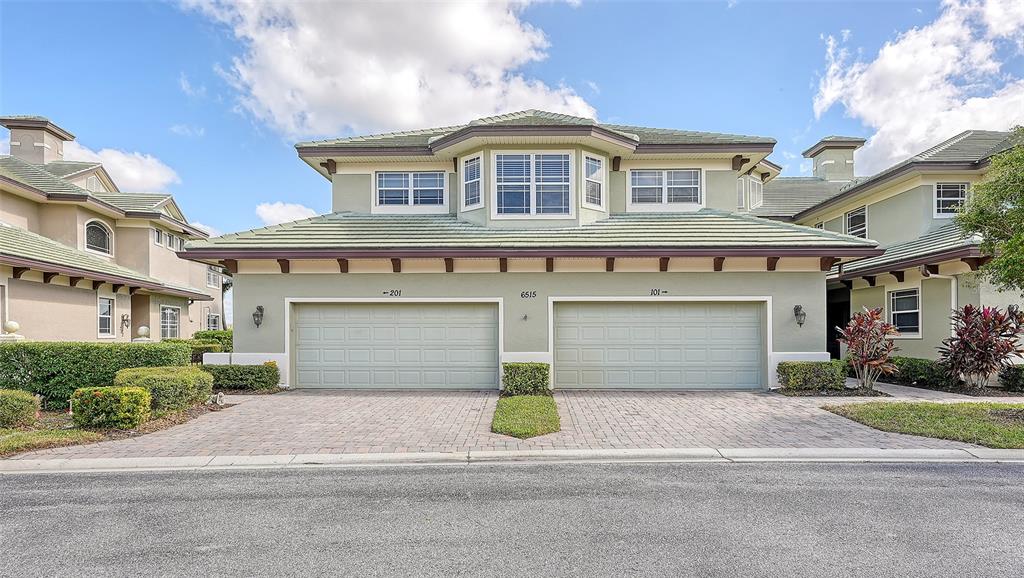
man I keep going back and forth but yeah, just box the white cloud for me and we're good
[255,201,317,226]
[192,222,222,237]
[179,72,207,98]
[169,124,206,137]
[813,0,1024,174]
[181,0,595,138]
[64,141,180,192]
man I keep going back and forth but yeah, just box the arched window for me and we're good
[85,221,112,254]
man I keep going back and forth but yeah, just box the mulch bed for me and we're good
[990,408,1024,426]
[38,402,233,440]
[896,384,1024,397]
[775,388,891,398]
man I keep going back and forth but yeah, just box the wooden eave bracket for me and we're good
[713,257,726,272]
[277,259,290,274]
[766,257,780,271]
[819,257,840,272]
[391,258,402,273]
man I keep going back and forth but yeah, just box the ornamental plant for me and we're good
[938,304,1024,389]
[837,307,899,390]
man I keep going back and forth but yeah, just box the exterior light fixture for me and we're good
[253,305,265,328]
[793,305,807,327]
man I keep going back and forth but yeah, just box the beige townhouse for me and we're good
[0,116,225,342]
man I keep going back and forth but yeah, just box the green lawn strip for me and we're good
[825,402,1024,449]
[491,395,561,439]
[0,428,104,458]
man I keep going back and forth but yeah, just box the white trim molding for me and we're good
[460,153,483,212]
[625,168,706,213]
[581,152,607,211]
[490,150,576,220]
[372,170,450,215]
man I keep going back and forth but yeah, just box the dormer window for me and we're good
[85,221,112,255]
[934,182,968,217]
[748,178,763,209]
[736,178,746,210]
[845,206,867,238]
[462,156,482,210]
[375,171,447,214]
[583,155,605,209]
[627,169,702,212]
[493,151,573,218]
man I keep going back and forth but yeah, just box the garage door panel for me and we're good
[294,303,498,389]
[554,302,763,390]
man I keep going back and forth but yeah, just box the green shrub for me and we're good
[999,366,1024,392]
[889,356,956,388]
[0,390,39,428]
[776,360,847,390]
[113,366,213,413]
[502,362,551,396]
[0,342,191,409]
[71,386,151,429]
[203,362,280,391]
[193,330,233,353]
[164,338,222,364]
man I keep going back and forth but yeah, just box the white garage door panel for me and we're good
[554,302,763,389]
[294,303,499,389]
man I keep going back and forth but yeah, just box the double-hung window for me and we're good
[845,206,867,238]
[462,156,481,209]
[153,228,163,246]
[628,169,702,210]
[934,182,968,217]
[494,152,571,217]
[376,171,446,211]
[889,289,920,335]
[583,155,604,208]
[206,266,220,288]
[736,178,746,210]
[160,306,180,340]
[748,178,763,209]
[206,312,221,331]
[98,297,114,338]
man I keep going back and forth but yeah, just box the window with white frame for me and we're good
[177,237,186,251]
[462,156,481,208]
[153,228,163,246]
[165,233,174,249]
[748,178,763,209]
[629,169,701,206]
[207,266,220,288]
[85,221,112,254]
[935,182,968,216]
[98,297,114,337]
[889,289,920,334]
[86,175,102,192]
[160,306,180,339]
[845,206,867,238]
[206,312,221,330]
[494,152,571,216]
[583,155,604,207]
[376,171,445,207]
[736,178,746,209]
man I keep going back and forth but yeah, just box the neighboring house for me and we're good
[182,110,880,390]
[0,116,225,342]
[761,131,1021,359]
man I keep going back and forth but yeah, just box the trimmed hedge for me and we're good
[164,339,222,364]
[193,330,233,353]
[71,386,151,429]
[203,362,280,391]
[0,342,191,409]
[502,362,551,396]
[0,390,39,428]
[999,366,1024,392]
[889,356,957,389]
[776,360,847,390]
[114,366,214,414]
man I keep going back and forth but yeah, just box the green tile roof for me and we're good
[840,223,980,276]
[40,160,102,179]
[755,178,847,219]
[92,191,172,212]
[0,155,91,196]
[185,210,876,253]
[0,222,210,299]
[296,109,776,150]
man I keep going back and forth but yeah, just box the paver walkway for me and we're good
[13,387,977,460]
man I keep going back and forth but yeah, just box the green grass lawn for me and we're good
[491,395,561,439]
[0,428,104,458]
[826,402,1024,448]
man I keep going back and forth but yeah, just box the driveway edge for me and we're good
[3,447,1024,473]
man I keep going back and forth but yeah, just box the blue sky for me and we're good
[2,0,1022,236]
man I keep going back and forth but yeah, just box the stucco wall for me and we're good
[8,278,131,342]
[0,191,40,231]
[850,276,955,360]
[864,185,952,247]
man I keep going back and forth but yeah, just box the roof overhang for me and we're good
[0,117,75,141]
[838,246,982,279]
[801,138,866,158]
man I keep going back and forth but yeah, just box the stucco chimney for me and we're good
[802,136,865,182]
[0,116,75,165]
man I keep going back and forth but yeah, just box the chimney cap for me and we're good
[802,135,866,158]
[0,115,75,141]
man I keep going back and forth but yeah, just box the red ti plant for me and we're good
[838,307,899,390]
[938,304,1024,389]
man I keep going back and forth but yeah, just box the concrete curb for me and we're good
[3,447,1024,473]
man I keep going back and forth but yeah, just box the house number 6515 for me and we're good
[520,291,537,299]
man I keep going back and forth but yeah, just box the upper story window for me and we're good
[85,175,103,192]
[375,171,447,213]
[207,266,220,288]
[748,178,763,209]
[493,152,572,218]
[583,155,605,209]
[736,178,746,210]
[845,206,867,238]
[934,182,968,217]
[462,156,482,210]
[628,169,702,211]
[889,288,920,335]
[85,221,112,255]
[152,228,163,246]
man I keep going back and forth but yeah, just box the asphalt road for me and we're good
[2,462,1022,577]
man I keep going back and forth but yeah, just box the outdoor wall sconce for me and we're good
[252,305,265,328]
[793,305,807,327]
[120,314,131,335]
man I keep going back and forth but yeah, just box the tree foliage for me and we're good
[956,126,1024,294]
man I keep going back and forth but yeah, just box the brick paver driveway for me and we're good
[13,389,970,460]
